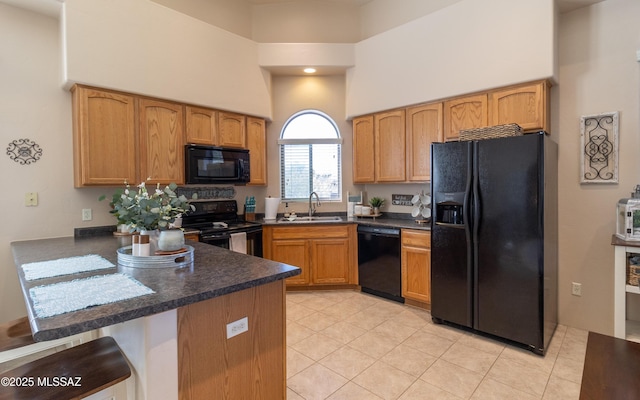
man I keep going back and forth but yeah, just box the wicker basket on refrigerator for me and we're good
[459,123,523,141]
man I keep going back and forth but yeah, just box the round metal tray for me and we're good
[117,245,194,268]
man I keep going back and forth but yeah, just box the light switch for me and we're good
[82,208,93,221]
[25,192,38,206]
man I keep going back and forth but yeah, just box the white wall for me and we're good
[62,0,272,119]
[556,0,640,334]
[251,1,361,44]
[359,0,464,40]
[0,4,116,322]
[266,75,360,215]
[151,0,252,39]
[346,0,556,117]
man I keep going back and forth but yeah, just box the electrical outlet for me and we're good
[24,192,38,206]
[82,208,92,221]
[571,282,582,296]
[226,317,248,339]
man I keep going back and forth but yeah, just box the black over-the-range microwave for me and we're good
[185,145,250,185]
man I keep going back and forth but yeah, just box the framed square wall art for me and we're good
[580,111,619,184]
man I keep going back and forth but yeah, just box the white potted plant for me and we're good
[101,179,196,251]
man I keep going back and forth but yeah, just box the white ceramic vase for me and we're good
[158,230,185,251]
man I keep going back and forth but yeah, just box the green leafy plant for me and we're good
[100,179,196,231]
[369,197,385,208]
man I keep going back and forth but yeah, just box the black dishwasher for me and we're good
[357,225,403,303]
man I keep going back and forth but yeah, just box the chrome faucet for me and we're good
[308,191,321,217]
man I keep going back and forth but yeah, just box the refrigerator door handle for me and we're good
[464,141,474,327]
[434,222,466,229]
[472,141,481,328]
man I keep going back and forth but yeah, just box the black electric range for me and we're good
[181,200,263,256]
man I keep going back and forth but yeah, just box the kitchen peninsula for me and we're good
[10,234,300,400]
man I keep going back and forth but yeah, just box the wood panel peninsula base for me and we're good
[178,280,285,399]
[102,280,285,400]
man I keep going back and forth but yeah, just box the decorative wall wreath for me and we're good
[6,139,43,165]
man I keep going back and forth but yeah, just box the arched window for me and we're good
[279,110,342,201]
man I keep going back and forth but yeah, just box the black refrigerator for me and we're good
[430,132,558,355]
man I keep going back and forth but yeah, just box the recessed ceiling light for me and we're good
[304,68,316,74]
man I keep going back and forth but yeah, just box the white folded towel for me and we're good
[230,232,247,254]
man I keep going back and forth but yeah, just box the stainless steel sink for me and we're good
[277,216,343,223]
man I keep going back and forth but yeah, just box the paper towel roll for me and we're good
[264,197,280,220]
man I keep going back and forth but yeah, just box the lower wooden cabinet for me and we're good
[262,225,357,287]
[401,229,431,304]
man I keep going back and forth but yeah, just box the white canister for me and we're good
[361,206,372,215]
[354,205,363,215]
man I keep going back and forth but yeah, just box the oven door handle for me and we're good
[201,232,231,240]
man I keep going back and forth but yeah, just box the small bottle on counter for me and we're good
[132,234,140,256]
[138,234,150,256]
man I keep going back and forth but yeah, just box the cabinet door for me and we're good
[352,115,375,183]
[375,110,406,182]
[72,86,136,187]
[311,239,351,285]
[443,94,488,142]
[218,112,246,148]
[401,230,431,304]
[271,239,310,286]
[138,98,185,185]
[489,81,549,133]
[185,106,217,145]
[246,117,267,186]
[406,103,443,182]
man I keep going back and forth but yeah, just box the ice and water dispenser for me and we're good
[434,193,465,225]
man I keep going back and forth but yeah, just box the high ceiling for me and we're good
[247,0,373,4]
[0,0,605,20]
[245,0,601,13]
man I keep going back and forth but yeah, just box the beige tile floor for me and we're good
[286,290,586,400]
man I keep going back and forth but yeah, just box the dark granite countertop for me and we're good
[260,214,431,231]
[11,235,300,342]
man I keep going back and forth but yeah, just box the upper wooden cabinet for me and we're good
[218,112,246,148]
[72,86,137,187]
[185,106,217,145]
[375,109,406,182]
[406,103,443,182]
[352,115,375,183]
[72,85,266,187]
[489,81,550,133]
[443,94,488,142]
[246,117,267,186]
[443,80,551,141]
[138,98,185,185]
[353,106,439,184]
